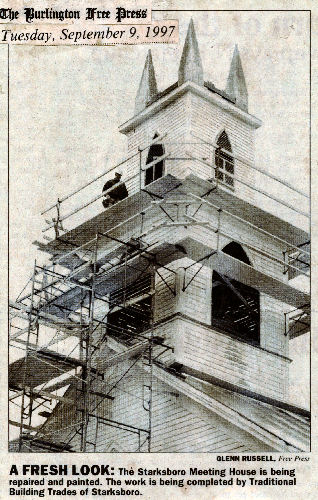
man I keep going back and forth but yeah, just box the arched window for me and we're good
[222,241,250,265]
[212,242,260,344]
[215,131,234,188]
[145,134,165,186]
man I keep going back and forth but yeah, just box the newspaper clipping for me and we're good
[2,0,315,498]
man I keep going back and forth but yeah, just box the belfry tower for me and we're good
[9,20,310,453]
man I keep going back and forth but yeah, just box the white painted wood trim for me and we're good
[119,82,262,134]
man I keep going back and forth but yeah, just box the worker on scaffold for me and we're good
[102,169,128,208]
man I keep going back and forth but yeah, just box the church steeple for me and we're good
[135,50,158,114]
[225,45,248,112]
[178,18,204,86]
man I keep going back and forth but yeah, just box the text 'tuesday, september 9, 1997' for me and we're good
[0,1,179,45]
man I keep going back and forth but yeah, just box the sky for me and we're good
[4,10,310,409]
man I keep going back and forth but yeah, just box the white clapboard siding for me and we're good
[190,92,256,203]
[260,294,289,358]
[63,363,257,452]
[93,363,149,452]
[39,340,290,452]
[177,265,212,324]
[151,378,254,453]
[154,263,177,323]
[171,317,289,401]
[126,94,189,154]
[190,93,255,161]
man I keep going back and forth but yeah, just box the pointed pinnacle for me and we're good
[226,44,248,112]
[178,18,204,86]
[135,50,158,114]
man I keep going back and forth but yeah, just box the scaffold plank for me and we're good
[36,174,180,255]
[9,420,40,432]
[9,350,83,389]
[183,175,309,246]
[177,237,309,310]
[43,375,77,393]
[37,242,180,318]
[95,341,149,372]
[212,252,309,309]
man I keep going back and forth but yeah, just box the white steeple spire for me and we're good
[178,18,204,86]
[135,50,158,114]
[225,45,248,112]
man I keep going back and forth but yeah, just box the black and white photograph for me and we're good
[2,2,315,498]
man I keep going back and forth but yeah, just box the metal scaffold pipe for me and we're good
[188,193,310,256]
[187,152,309,218]
[191,132,309,199]
[43,152,169,231]
[41,133,167,216]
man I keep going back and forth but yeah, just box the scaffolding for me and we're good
[9,210,178,452]
[9,135,310,452]
[9,242,175,451]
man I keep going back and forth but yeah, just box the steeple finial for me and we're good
[135,50,158,114]
[178,18,204,86]
[225,45,248,112]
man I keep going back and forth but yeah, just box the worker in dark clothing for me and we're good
[102,171,128,208]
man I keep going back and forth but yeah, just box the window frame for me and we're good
[211,243,260,346]
[144,135,165,187]
[215,131,235,190]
